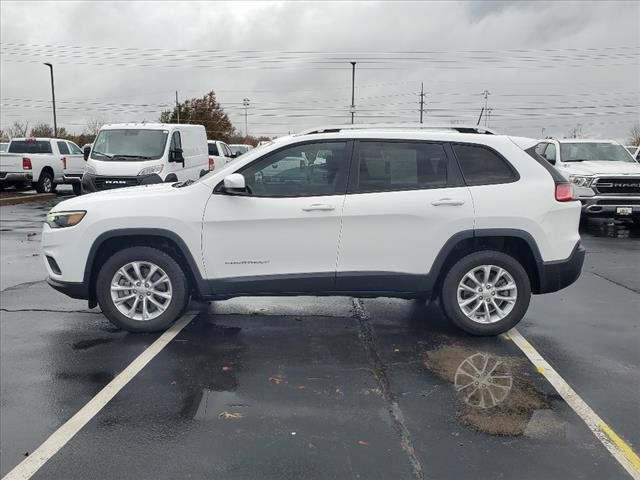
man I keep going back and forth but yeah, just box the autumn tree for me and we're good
[160,91,236,142]
[30,123,54,137]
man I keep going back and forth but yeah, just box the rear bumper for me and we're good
[537,242,586,294]
[47,277,89,300]
[0,172,33,183]
[63,173,83,184]
[579,196,640,219]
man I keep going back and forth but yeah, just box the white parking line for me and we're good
[2,314,196,480]
[507,328,640,480]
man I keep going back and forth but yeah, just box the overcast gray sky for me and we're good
[1,0,638,141]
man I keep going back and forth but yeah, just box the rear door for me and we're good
[65,141,85,175]
[336,140,474,292]
[202,140,352,294]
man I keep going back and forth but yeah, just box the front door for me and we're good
[336,140,475,292]
[202,140,352,295]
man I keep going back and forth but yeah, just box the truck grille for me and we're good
[94,176,139,190]
[592,177,640,196]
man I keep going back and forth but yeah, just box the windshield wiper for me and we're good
[92,150,113,159]
[113,155,155,160]
[565,159,587,162]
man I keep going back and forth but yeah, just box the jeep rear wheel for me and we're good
[440,250,531,336]
[96,247,189,332]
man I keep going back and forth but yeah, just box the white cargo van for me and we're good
[82,123,208,193]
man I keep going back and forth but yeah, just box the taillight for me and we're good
[22,157,32,170]
[61,157,67,170]
[209,157,215,171]
[555,183,574,202]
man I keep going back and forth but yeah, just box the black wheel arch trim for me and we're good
[83,228,209,300]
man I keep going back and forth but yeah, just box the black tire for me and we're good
[34,171,54,194]
[72,183,82,196]
[96,247,190,332]
[440,250,531,336]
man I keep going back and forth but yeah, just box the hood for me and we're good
[87,158,164,176]
[560,160,640,176]
[51,182,179,212]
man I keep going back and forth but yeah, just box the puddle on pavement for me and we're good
[580,218,640,238]
[424,344,556,436]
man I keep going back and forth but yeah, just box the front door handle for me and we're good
[302,203,335,212]
[431,198,465,206]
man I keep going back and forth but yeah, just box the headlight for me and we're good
[85,164,97,175]
[569,175,593,187]
[138,165,164,176]
[46,211,86,229]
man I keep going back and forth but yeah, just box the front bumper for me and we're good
[579,196,640,219]
[81,173,163,193]
[47,277,89,300]
[537,241,586,294]
[0,171,33,183]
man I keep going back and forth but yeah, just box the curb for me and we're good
[0,193,56,206]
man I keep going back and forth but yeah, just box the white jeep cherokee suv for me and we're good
[42,125,585,336]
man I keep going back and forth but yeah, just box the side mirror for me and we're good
[83,146,90,161]
[223,173,247,193]
[169,148,184,163]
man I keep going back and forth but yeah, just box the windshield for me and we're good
[230,145,250,155]
[91,129,168,161]
[560,142,636,163]
[8,140,52,154]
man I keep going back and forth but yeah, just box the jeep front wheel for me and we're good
[96,247,189,332]
[440,250,531,336]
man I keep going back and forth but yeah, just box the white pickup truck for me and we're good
[535,138,640,221]
[0,137,85,194]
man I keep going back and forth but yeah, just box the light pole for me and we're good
[350,62,356,124]
[43,63,57,137]
[481,89,491,128]
[243,98,250,137]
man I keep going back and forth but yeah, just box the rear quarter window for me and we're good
[452,144,518,186]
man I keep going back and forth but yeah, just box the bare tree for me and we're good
[628,123,640,147]
[86,117,105,136]
[0,129,9,142]
[6,121,29,139]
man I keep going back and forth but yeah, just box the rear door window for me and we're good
[8,140,53,154]
[57,141,70,155]
[452,144,518,186]
[353,141,449,192]
[208,143,219,156]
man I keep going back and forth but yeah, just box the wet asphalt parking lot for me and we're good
[1,193,639,479]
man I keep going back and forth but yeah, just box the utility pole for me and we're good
[43,63,57,137]
[481,89,491,127]
[487,107,493,128]
[541,127,546,138]
[350,62,356,124]
[176,91,180,123]
[419,82,426,123]
[243,98,250,137]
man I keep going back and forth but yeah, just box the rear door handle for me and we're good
[431,198,465,206]
[302,203,335,212]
